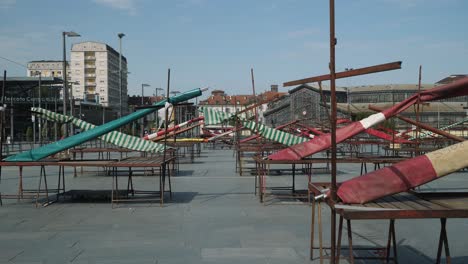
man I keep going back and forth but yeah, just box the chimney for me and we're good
[270,84,279,93]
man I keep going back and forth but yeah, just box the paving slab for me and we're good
[1,147,468,263]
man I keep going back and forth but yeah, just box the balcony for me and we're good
[84,64,96,69]
[85,82,96,86]
[85,73,96,77]
[84,56,95,61]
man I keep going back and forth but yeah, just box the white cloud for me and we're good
[93,0,137,14]
[0,0,16,9]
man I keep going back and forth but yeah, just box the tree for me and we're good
[26,127,33,142]
[41,122,49,141]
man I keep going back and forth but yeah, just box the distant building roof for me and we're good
[72,41,127,62]
[199,89,287,106]
[289,83,346,94]
[435,74,468,85]
[28,60,65,63]
[340,102,467,114]
[348,84,436,93]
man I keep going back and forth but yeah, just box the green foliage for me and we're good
[41,122,48,140]
[352,112,371,122]
[26,127,33,141]
[61,124,67,138]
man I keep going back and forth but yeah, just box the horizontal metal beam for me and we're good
[283,61,402,87]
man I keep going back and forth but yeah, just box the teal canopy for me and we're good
[5,88,202,161]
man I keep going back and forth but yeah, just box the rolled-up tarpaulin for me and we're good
[365,128,412,143]
[337,140,468,204]
[32,107,168,153]
[268,77,468,160]
[144,116,204,141]
[4,88,203,161]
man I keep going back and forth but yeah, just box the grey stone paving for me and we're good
[1,147,468,263]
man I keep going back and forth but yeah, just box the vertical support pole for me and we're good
[62,33,68,137]
[162,68,171,206]
[329,0,338,263]
[0,70,5,167]
[415,65,422,156]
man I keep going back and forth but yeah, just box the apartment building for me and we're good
[70,41,128,109]
[27,60,70,79]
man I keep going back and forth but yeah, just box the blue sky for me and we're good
[1,0,467,98]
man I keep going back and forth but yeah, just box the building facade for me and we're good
[27,60,71,100]
[27,60,70,79]
[70,41,128,109]
[198,86,286,124]
[264,84,347,128]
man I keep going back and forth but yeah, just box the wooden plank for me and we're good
[341,209,468,220]
[398,193,448,210]
[392,194,437,210]
[379,195,415,210]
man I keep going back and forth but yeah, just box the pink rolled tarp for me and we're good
[337,140,468,204]
[268,77,468,160]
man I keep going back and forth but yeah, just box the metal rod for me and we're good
[62,32,68,137]
[329,0,337,263]
[251,68,260,144]
[38,73,42,145]
[283,61,402,87]
[415,65,422,156]
[162,69,171,205]
[0,70,5,163]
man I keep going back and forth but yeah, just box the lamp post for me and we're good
[62,30,81,137]
[141,83,151,137]
[155,87,163,128]
[118,33,125,118]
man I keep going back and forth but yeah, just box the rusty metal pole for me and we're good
[251,68,260,144]
[1,70,5,166]
[329,0,338,263]
[415,65,422,156]
[162,68,171,205]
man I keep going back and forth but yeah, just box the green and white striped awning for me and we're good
[199,107,233,125]
[32,107,168,153]
[243,121,309,146]
[199,107,309,146]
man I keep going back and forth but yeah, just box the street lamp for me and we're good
[118,33,125,118]
[62,30,81,137]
